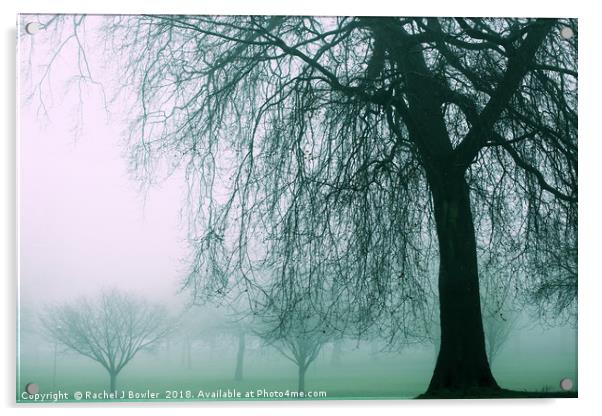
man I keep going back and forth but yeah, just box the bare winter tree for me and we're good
[268,326,327,393]
[482,307,516,366]
[173,306,223,370]
[257,292,331,392]
[41,290,171,391]
[175,303,253,380]
[28,15,577,396]
[479,261,519,366]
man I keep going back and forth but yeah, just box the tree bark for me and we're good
[426,172,499,394]
[109,371,117,392]
[234,331,245,381]
[297,364,306,392]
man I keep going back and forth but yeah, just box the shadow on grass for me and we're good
[416,388,577,399]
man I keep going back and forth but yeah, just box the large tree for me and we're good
[29,15,577,395]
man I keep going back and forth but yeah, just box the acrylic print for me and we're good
[17,15,577,402]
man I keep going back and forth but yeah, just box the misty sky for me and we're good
[18,16,189,306]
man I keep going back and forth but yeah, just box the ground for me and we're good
[17,342,577,402]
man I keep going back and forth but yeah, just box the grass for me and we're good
[416,388,577,399]
[17,346,577,403]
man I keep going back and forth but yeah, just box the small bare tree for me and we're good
[41,290,171,391]
[256,288,331,392]
[265,321,329,392]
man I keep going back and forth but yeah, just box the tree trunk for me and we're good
[234,331,245,381]
[484,317,496,365]
[208,336,217,359]
[186,336,192,369]
[109,371,117,392]
[330,340,342,366]
[297,364,306,392]
[370,341,380,362]
[426,172,499,395]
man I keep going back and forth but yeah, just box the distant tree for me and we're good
[330,338,343,366]
[174,310,199,369]
[257,291,330,392]
[29,15,577,395]
[41,290,171,391]
[211,306,252,381]
[218,302,254,382]
[176,303,252,380]
[174,306,221,369]
[479,264,519,365]
[233,323,246,381]
[266,325,329,392]
[482,307,516,365]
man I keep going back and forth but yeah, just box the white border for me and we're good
[2,1,599,415]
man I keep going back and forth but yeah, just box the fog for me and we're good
[17,15,577,401]
[18,303,577,400]
[16,79,578,399]
[19,97,186,306]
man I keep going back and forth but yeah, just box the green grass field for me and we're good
[17,339,577,403]
[17,345,435,402]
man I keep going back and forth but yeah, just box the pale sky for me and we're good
[18,15,189,307]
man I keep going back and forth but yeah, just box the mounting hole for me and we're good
[25,383,39,394]
[25,22,41,35]
[559,377,573,391]
[560,26,574,40]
